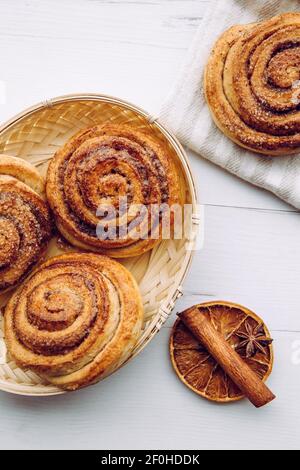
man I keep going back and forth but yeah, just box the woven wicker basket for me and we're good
[0,94,199,396]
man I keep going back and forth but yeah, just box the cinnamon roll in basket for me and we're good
[4,253,144,390]
[205,13,300,156]
[46,124,182,257]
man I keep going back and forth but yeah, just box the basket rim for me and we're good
[0,93,199,397]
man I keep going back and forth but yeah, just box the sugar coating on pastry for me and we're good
[0,155,52,293]
[204,13,300,156]
[46,124,182,257]
[4,253,144,390]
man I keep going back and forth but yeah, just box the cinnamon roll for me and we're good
[4,253,144,390]
[0,155,52,293]
[204,13,300,155]
[46,124,182,257]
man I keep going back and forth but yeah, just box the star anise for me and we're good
[236,320,273,358]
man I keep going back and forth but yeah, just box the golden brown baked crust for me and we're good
[0,155,52,293]
[0,154,46,196]
[46,124,182,257]
[204,13,300,156]
[4,252,144,390]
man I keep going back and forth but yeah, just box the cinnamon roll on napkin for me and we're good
[4,253,144,390]
[46,124,182,257]
[204,13,300,156]
[0,155,52,294]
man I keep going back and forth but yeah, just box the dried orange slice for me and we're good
[170,301,274,403]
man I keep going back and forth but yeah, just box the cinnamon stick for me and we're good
[179,307,275,408]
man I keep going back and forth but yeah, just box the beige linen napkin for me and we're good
[159,0,300,209]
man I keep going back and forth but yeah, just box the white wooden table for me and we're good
[0,0,299,450]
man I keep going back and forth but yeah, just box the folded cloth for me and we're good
[159,0,300,209]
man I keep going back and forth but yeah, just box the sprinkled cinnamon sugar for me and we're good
[0,159,52,293]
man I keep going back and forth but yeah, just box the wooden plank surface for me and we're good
[0,328,299,450]
[0,0,299,450]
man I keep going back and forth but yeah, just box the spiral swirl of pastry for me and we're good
[205,13,300,155]
[0,155,52,293]
[46,124,181,257]
[4,253,143,390]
